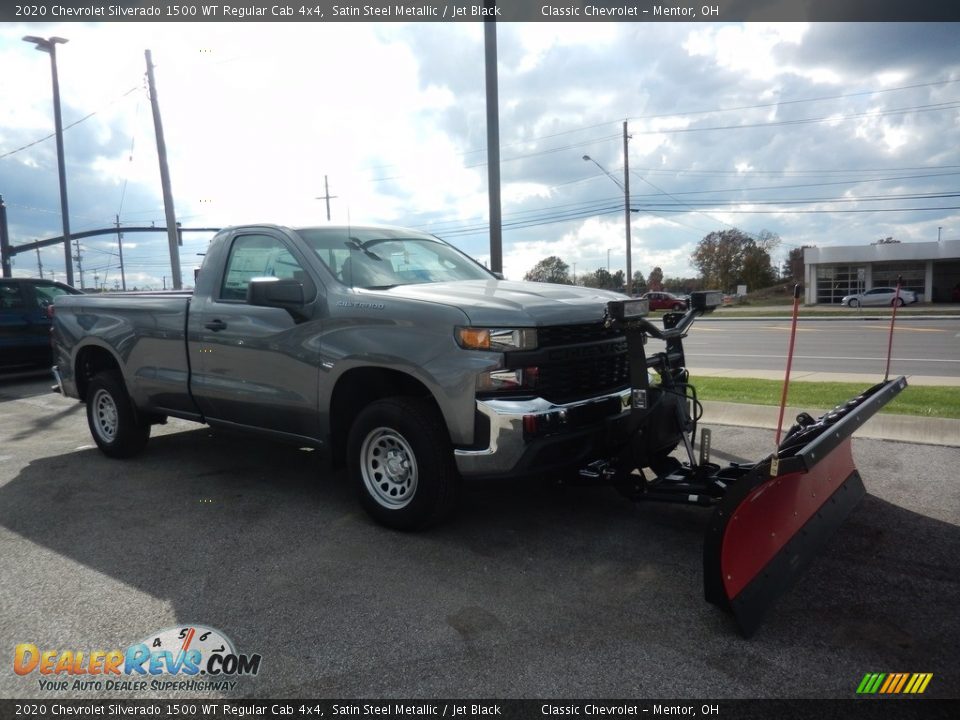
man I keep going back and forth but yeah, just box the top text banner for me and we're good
[7,1,960,23]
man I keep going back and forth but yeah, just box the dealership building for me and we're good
[803,238,960,304]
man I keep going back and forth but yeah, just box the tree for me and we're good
[782,246,812,282]
[873,236,901,245]
[647,266,664,292]
[581,268,613,289]
[756,228,782,253]
[692,228,779,292]
[663,277,702,293]
[610,270,625,292]
[524,256,571,284]
[631,270,647,295]
[740,244,775,290]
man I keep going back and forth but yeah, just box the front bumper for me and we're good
[454,388,633,477]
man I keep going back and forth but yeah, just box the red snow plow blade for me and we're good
[592,294,910,636]
[703,375,908,637]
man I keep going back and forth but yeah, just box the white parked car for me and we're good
[841,287,918,307]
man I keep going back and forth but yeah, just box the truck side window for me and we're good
[220,234,307,302]
[33,284,73,310]
[0,283,25,310]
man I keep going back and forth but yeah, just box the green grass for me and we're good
[691,377,960,419]
[710,307,960,318]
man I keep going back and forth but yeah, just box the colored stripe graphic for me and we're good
[856,674,874,694]
[857,673,933,694]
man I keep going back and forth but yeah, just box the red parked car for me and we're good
[641,291,688,311]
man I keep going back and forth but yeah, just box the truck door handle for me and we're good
[205,319,228,331]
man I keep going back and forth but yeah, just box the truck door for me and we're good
[188,231,321,441]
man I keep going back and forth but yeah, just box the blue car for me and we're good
[0,278,82,370]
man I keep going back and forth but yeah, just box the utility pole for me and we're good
[115,214,127,291]
[315,175,337,221]
[0,195,10,278]
[36,247,44,278]
[623,120,632,295]
[484,0,502,274]
[74,236,84,288]
[145,49,182,290]
[23,36,74,287]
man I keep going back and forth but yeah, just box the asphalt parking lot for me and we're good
[1,371,958,700]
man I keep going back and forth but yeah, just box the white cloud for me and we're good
[683,24,809,82]
[3,21,957,291]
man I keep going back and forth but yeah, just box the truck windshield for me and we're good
[296,227,493,289]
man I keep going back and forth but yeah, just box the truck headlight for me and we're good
[456,327,538,351]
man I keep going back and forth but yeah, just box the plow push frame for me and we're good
[584,289,907,637]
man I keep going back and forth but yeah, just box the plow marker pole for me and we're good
[772,284,802,476]
[884,275,903,382]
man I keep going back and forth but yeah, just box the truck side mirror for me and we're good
[247,277,306,319]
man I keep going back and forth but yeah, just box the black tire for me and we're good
[347,396,461,531]
[848,298,860,308]
[892,297,905,307]
[672,303,684,310]
[86,371,150,458]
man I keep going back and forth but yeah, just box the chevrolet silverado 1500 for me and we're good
[52,223,907,636]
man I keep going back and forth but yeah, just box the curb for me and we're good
[702,401,960,448]
[689,367,960,387]
[700,314,960,322]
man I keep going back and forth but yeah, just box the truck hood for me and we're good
[372,280,626,326]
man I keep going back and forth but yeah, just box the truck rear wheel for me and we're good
[347,396,461,530]
[86,371,150,458]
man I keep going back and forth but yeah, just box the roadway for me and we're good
[656,317,960,379]
[1,374,958,700]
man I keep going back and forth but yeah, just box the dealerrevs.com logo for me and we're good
[14,625,262,693]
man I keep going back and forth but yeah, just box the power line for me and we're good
[629,164,960,177]
[627,78,960,123]
[449,78,960,159]
[0,84,141,161]
[636,191,960,208]
[648,205,960,215]
[631,101,960,136]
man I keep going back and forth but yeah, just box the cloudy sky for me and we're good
[1,20,958,289]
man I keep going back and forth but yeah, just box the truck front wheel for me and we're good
[86,371,150,458]
[347,397,461,530]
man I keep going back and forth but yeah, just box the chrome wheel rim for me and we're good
[91,389,119,443]
[360,427,418,509]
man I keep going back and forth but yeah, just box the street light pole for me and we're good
[622,121,632,295]
[584,133,632,294]
[23,35,74,287]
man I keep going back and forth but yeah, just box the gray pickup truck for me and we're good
[53,223,909,634]
[53,224,658,529]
